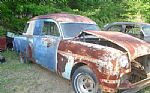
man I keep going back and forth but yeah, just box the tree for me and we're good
[0,0,149,34]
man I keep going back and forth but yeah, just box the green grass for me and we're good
[0,50,74,93]
[0,50,40,93]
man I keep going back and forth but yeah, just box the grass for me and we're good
[0,50,150,93]
[0,50,74,93]
[0,50,40,93]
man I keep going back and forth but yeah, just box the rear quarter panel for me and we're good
[13,36,29,53]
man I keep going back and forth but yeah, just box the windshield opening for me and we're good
[60,23,100,38]
[142,25,150,36]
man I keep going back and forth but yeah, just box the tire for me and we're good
[72,66,102,93]
[19,51,28,63]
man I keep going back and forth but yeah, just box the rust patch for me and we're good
[57,40,126,92]
[28,45,32,59]
[0,37,6,51]
[57,53,68,73]
[31,13,96,24]
[82,30,150,61]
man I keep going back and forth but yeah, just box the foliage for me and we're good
[0,26,5,36]
[121,0,150,22]
[0,0,149,33]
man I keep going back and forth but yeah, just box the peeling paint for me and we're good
[62,56,74,79]
[82,30,150,60]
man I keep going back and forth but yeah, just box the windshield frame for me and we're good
[59,22,100,39]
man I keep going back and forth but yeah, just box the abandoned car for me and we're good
[103,22,150,43]
[13,13,150,93]
[0,32,15,51]
[0,36,6,51]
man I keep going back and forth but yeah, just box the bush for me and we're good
[0,26,5,36]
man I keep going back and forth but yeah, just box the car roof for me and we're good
[30,13,96,24]
[110,22,149,25]
[104,22,150,29]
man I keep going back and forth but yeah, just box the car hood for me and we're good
[79,30,150,61]
[144,36,150,43]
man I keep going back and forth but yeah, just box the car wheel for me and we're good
[19,52,28,63]
[72,66,102,93]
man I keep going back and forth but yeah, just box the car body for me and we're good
[14,13,150,93]
[0,32,15,51]
[0,36,6,51]
[103,22,150,43]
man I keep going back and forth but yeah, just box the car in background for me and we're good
[14,13,150,93]
[0,36,6,51]
[103,22,150,43]
[0,32,15,51]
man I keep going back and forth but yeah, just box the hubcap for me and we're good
[76,74,96,93]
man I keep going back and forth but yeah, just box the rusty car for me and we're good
[0,36,6,51]
[13,13,150,93]
[0,32,15,51]
[103,22,150,43]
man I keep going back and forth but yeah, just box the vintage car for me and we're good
[0,36,6,51]
[0,32,15,51]
[103,22,150,43]
[14,13,150,93]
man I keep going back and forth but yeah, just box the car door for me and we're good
[33,19,61,72]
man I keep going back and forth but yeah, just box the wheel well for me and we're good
[71,62,86,79]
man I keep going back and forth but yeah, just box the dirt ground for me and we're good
[22,64,75,93]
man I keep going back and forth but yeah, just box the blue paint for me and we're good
[33,36,61,71]
[33,20,43,35]
[13,36,28,53]
[14,19,61,72]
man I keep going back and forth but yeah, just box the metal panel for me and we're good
[83,30,150,60]
[31,13,96,24]
[33,36,61,71]
[0,37,6,51]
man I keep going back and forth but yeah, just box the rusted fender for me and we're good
[83,30,150,61]
[57,40,129,92]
